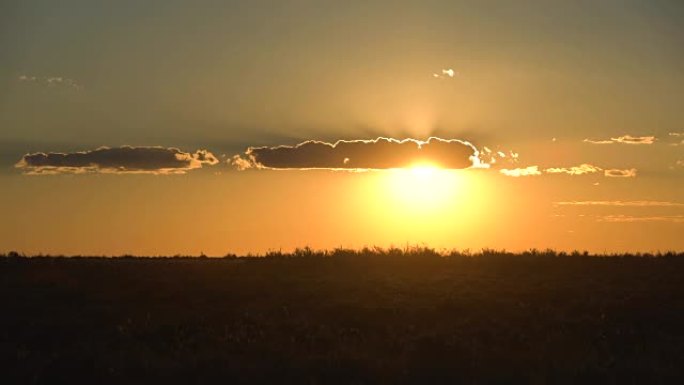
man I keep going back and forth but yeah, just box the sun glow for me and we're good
[348,161,498,251]
[384,163,463,212]
[355,162,496,246]
[407,163,440,178]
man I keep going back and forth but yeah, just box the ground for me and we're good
[2,249,684,384]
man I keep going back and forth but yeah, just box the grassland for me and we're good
[2,248,684,384]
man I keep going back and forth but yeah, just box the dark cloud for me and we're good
[232,137,481,170]
[16,146,218,175]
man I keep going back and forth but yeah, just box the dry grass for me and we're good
[2,249,684,383]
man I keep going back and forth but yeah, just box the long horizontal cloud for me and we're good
[19,74,82,90]
[499,166,541,177]
[501,164,637,178]
[583,135,655,145]
[232,137,482,170]
[545,164,602,175]
[554,201,684,207]
[604,168,637,178]
[16,146,218,175]
[598,215,684,223]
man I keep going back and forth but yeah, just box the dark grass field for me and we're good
[2,248,684,384]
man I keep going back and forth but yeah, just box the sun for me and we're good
[407,163,440,177]
[358,162,493,248]
[383,162,462,212]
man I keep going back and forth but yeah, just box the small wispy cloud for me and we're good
[666,133,684,146]
[612,135,656,144]
[18,75,38,82]
[18,74,82,90]
[500,163,637,178]
[231,155,253,171]
[583,135,655,145]
[555,200,684,224]
[499,166,541,177]
[604,168,637,178]
[478,147,518,166]
[432,68,456,79]
[597,215,684,223]
[582,139,615,145]
[554,201,684,207]
[545,164,602,176]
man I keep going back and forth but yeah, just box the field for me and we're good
[2,248,684,384]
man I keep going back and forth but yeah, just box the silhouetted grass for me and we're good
[2,248,684,384]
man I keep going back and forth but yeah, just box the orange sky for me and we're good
[1,167,681,255]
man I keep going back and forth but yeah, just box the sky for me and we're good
[1,0,683,255]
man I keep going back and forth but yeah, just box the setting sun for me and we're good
[408,162,441,177]
[369,163,484,226]
[3,1,684,383]
[386,164,458,211]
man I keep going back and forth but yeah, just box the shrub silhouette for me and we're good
[1,248,683,384]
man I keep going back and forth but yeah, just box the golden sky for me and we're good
[0,1,682,255]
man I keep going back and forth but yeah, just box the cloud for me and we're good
[231,155,253,171]
[582,139,615,145]
[18,75,37,82]
[604,168,637,178]
[18,74,82,89]
[499,163,638,178]
[231,137,481,171]
[666,133,684,146]
[499,166,541,177]
[433,68,456,79]
[612,135,656,144]
[555,201,684,224]
[597,215,684,223]
[554,201,684,207]
[478,147,518,166]
[544,164,602,175]
[16,146,218,175]
[583,135,655,145]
